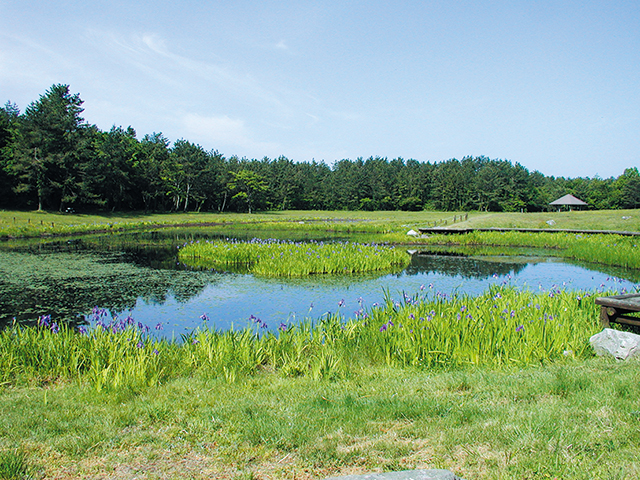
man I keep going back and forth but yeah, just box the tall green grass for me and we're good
[359,285,599,368]
[177,239,410,276]
[0,287,605,390]
[0,314,169,391]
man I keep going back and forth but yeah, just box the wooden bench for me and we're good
[595,293,640,328]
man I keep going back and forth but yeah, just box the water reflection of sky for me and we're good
[4,232,637,338]
[127,255,639,340]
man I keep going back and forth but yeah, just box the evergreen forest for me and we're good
[1,84,639,213]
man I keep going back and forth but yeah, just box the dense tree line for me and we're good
[1,85,639,213]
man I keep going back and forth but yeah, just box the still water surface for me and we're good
[1,228,638,339]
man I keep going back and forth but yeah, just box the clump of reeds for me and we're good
[0,311,171,391]
[177,238,410,276]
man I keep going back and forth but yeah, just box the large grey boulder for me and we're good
[323,469,465,480]
[590,328,640,360]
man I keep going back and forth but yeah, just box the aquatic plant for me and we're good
[0,311,172,391]
[0,284,608,390]
[353,285,601,368]
[177,238,410,277]
[413,231,640,270]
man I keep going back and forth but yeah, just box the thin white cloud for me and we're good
[183,113,245,145]
[0,32,73,88]
[80,29,362,144]
[141,34,167,54]
[88,29,286,112]
[182,113,278,153]
[275,40,288,50]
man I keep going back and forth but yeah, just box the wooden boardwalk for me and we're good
[418,227,640,237]
[595,293,640,328]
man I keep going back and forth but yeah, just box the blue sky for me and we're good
[1,0,638,178]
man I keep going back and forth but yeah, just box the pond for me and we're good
[1,227,638,339]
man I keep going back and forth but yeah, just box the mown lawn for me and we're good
[457,209,640,232]
[0,210,460,239]
[2,209,638,240]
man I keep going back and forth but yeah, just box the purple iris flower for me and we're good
[38,315,51,328]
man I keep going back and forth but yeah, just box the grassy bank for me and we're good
[398,230,640,271]
[1,287,604,388]
[457,209,640,232]
[0,210,460,239]
[2,209,638,240]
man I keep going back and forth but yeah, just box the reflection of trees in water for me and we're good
[0,231,233,329]
[404,253,528,279]
[0,249,212,329]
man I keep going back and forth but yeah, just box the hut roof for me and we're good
[549,194,588,206]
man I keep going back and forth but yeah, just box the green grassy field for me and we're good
[2,358,639,479]
[457,209,640,232]
[2,208,638,239]
[2,209,640,479]
[0,209,460,239]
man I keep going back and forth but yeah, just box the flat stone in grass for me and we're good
[323,469,465,480]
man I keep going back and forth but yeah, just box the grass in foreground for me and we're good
[0,448,31,480]
[1,358,640,479]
